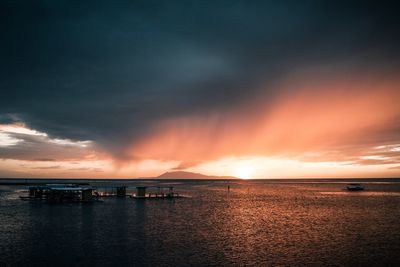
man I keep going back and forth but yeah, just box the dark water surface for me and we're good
[1,180,400,266]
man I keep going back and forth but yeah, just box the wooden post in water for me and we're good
[82,189,93,201]
[116,186,126,197]
[136,187,146,198]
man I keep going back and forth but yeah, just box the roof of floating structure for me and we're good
[50,187,85,191]
[45,184,79,187]
[29,184,94,191]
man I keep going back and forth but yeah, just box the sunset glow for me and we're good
[235,166,254,180]
[3,2,400,267]
[1,73,400,178]
[1,1,400,179]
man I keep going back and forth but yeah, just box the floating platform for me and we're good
[20,184,185,202]
[20,184,95,203]
[130,186,183,199]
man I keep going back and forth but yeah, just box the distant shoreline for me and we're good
[1,177,400,185]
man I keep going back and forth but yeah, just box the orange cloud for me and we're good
[128,73,400,171]
[2,71,399,178]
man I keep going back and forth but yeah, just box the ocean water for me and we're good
[1,179,400,266]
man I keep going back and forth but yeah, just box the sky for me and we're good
[0,0,400,179]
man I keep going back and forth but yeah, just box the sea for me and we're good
[1,179,400,267]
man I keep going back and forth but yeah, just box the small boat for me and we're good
[346,183,365,191]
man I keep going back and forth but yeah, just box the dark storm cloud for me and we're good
[1,0,399,158]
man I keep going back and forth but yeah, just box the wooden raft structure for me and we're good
[20,184,95,202]
[131,186,181,199]
[20,183,183,202]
